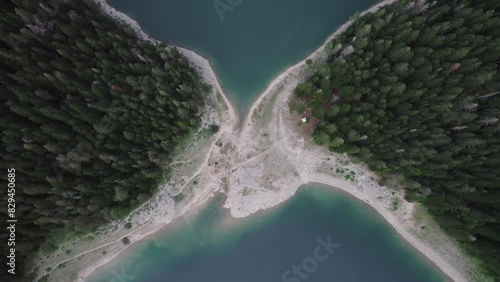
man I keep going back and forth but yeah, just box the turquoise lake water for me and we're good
[107,0,378,116]
[92,1,450,281]
[90,186,447,282]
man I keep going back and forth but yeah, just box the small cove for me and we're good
[107,0,378,116]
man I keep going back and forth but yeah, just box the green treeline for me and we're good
[294,0,500,279]
[0,0,205,278]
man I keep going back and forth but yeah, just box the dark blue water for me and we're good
[90,186,447,282]
[107,0,376,116]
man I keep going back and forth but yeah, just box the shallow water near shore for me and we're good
[89,185,447,282]
[107,0,376,116]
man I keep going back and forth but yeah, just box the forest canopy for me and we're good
[294,0,500,279]
[0,0,206,279]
